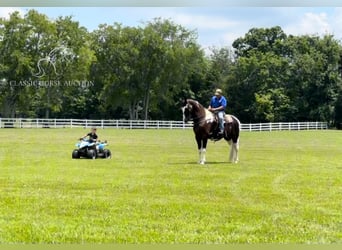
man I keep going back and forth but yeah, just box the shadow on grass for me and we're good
[167,161,231,165]
[71,158,111,160]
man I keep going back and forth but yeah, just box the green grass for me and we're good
[0,128,342,243]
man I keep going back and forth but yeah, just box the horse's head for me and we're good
[182,99,203,123]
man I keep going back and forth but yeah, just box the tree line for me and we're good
[1,10,342,125]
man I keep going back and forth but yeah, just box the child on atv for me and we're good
[80,127,99,143]
[80,127,99,155]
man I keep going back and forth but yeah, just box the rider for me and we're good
[80,127,99,143]
[208,88,227,135]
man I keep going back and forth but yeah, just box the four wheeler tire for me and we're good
[87,149,96,159]
[103,149,111,159]
[72,149,80,159]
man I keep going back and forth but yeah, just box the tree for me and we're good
[142,18,204,120]
[286,34,342,122]
[93,18,203,120]
[2,9,342,123]
[0,10,96,118]
[91,24,145,119]
[53,15,96,118]
[229,26,342,123]
[232,26,287,57]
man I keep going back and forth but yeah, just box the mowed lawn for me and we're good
[0,128,341,243]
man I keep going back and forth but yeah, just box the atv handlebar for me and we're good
[78,138,108,144]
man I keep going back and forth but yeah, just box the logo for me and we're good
[32,44,74,78]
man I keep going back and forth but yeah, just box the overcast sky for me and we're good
[1,6,342,51]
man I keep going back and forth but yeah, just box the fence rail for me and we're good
[0,118,328,131]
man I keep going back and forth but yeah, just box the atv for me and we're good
[72,139,111,159]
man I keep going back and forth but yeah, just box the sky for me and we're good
[1,6,342,52]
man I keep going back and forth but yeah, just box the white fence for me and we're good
[0,118,328,131]
[240,121,328,131]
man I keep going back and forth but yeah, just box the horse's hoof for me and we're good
[199,161,205,165]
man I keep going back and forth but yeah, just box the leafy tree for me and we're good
[53,16,96,118]
[91,24,145,119]
[144,18,204,119]
[232,26,287,57]
[230,26,342,123]
[286,34,342,122]
[0,10,96,118]
[0,11,32,117]
[93,19,203,120]
[2,9,342,124]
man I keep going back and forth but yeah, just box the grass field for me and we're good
[0,128,341,243]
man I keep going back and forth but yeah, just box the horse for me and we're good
[182,99,240,164]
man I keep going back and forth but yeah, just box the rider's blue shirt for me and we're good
[210,96,227,110]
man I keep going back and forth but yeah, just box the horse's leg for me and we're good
[224,123,234,163]
[201,138,208,164]
[225,123,239,163]
[196,136,204,164]
[231,138,239,163]
[233,120,240,163]
[196,136,207,165]
[230,123,240,163]
[226,139,233,162]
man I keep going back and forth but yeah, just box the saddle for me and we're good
[204,109,233,124]
[205,110,233,141]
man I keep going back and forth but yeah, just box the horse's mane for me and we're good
[186,99,204,109]
[186,99,208,120]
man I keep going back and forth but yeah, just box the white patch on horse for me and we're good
[181,106,186,122]
[204,109,214,123]
[225,114,233,123]
[198,148,206,164]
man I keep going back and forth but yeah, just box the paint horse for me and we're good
[182,99,240,164]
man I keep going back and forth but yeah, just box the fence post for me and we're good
[101,120,104,129]
[70,119,73,128]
